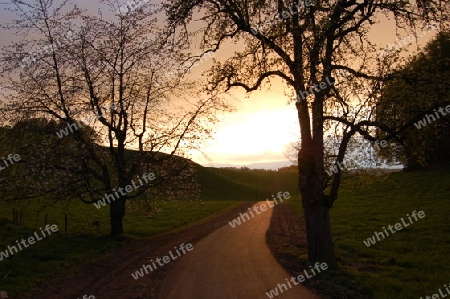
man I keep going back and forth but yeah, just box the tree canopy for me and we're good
[376,31,450,169]
[0,0,227,235]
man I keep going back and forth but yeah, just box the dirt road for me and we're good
[157,201,320,299]
[19,202,256,299]
[19,201,320,299]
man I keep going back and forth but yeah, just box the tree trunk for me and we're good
[110,197,126,236]
[302,198,335,262]
[298,146,336,263]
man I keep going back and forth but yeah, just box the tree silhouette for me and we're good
[164,0,448,261]
[0,0,227,235]
[376,31,450,169]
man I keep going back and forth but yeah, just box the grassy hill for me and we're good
[285,162,450,298]
[0,160,299,296]
[197,166,298,201]
[0,150,301,296]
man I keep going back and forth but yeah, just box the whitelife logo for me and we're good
[228,192,291,228]
[421,283,450,299]
[55,104,118,139]
[377,23,438,59]
[249,0,314,35]
[19,30,76,69]
[131,243,193,280]
[363,210,425,247]
[0,225,59,261]
[414,105,450,130]
[93,173,155,209]
[0,154,21,171]
[296,77,335,102]
[266,262,328,298]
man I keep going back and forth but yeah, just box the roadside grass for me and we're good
[0,196,245,296]
[0,219,119,296]
[0,164,299,296]
[286,163,450,298]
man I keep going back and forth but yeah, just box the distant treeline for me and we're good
[218,165,297,172]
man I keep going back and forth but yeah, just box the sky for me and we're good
[0,1,440,169]
[178,9,439,168]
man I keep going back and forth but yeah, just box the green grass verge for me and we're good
[0,199,243,296]
[288,163,450,298]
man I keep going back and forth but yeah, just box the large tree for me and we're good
[376,31,450,170]
[0,0,226,235]
[164,0,448,261]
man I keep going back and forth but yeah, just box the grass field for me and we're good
[0,199,247,295]
[287,163,450,298]
[1,161,449,298]
[0,157,296,296]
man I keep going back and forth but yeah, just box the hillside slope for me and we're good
[198,167,298,201]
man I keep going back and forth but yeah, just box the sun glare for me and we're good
[197,107,299,165]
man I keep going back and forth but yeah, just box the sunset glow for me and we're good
[194,107,299,166]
